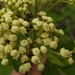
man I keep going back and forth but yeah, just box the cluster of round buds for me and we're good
[32,11,64,50]
[0,6,47,74]
[60,48,74,65]
[0,10,63,73]
[68,0,75,5]
[0,0,73,74]
[31,0,52,6]
[0,0,31,18]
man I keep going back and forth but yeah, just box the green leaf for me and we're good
[56,66,67,75]
[12,59,22,72]
[43,64,58,75]
[47,11,64,22]
[47,52,66,67]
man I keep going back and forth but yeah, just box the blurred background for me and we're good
[0,1,75,75]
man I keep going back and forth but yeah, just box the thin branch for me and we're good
[35,0,38,17]
[49,50,60,56]
[46,0,62,12]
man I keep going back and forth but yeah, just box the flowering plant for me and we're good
[0,0,75,75]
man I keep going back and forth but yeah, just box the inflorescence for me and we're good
[0,0,74,74]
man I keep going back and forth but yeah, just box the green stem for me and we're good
[46,0,62,12]
[49,50,60,56]
[61,1,69,3]
[35,0,38,17]
[32,0,38,43]
[72,48,75,53]
[28,5,34,18]
[37,0,41,10]
[46,1,52,12]
[28,28,35,35]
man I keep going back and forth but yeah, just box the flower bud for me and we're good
[11,26,19,33]
[40,46,47,54]
[20,40,28,46]
[1,59,9,66]
[0,45,4,52]
[32,48,40,56]
[68,57,74,65]
[50,41,58,49]
[37,63,45,71]
[31,56,40,64]
[10,50,18,57]
[60,48,72,58]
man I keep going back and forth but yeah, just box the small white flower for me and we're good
[23,63,31,71]
[18,7,23,12]
[53,36,59,42]
[15,3,19,8]
[50,41,58,49]
[36,21,44,27]
[37,11,46,16]
[19,27,27,34]
[12,20,20,26]
[3,31,11,40]
[7,11,14,16]
[42,22,49,31]
[19,46,26,54]
[0,44,4,52]
[32,18,39,24]
[22,21,29,27]
[21,55,28,63]
[19,65,26,74]
[47,17,53,23]
[68,57,74,65]
[11,26,19,33]
[36,38,43,44]
[4,44,12,53]
[20,40,28,46]
[49,23,55,31]
[0,25,2,31]
[13,53,20,60]
[18,0,22,5]
[40,46,47,54]
[12,0,16,3]
[2,23,9,30]
[42,16,53,23]
[9,34,17,42]
[1,59,9,66]
[9,42,16,48]
[43,38,52,46]
[0,52,7,59]
[8,1,12,6]
[42,16,48,21]
[60,48,72,58]
[18,18,24,24]
[32,48,40,56]
[41,32,49,38]
[3,13,11,18]
[58,29,64,35]
[33,25,39,30]
[27,37,32,44]
[10,50,18,57]
[5,17,12,23]
[37,63,45,71]
[0,37,5,44]
[31,56,40,64]
[23,7,27,12]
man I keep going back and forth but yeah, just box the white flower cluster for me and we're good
[0,0,74,74]
[0,0,31,18]
[68,0,75,5]
[60,48,74,65]
[32,11,64,50]
[31,0,48,6]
